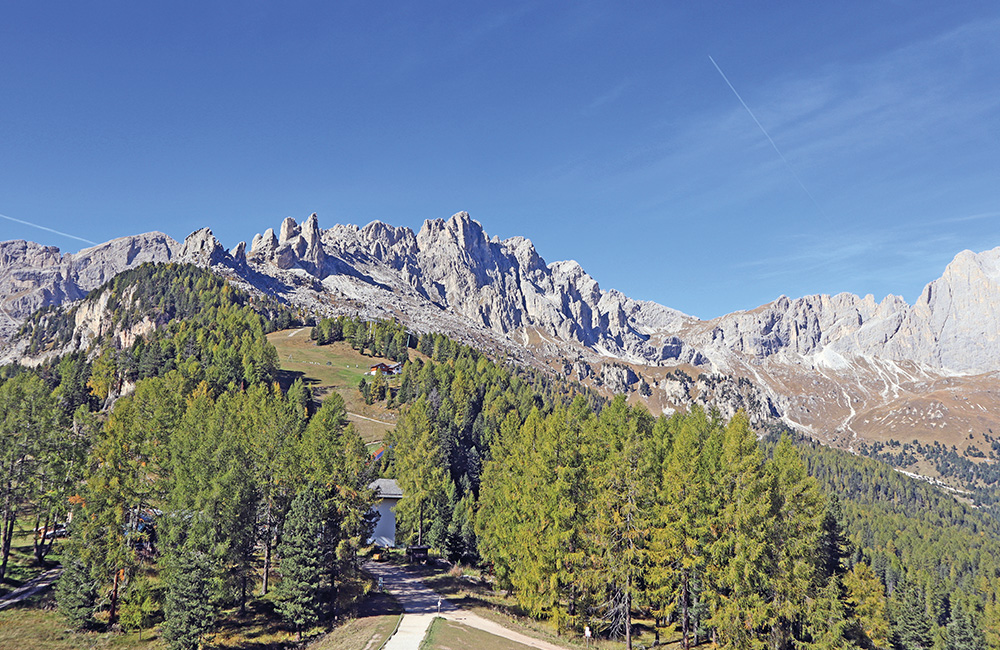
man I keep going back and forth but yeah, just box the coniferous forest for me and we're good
[1,263,998,649]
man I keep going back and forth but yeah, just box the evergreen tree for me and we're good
[817,493,850,582]
[843,562,890,650]
[161,527,216,650]
[770,435,825,647]
[82,373,184,623]
[275,487,324,642]
[587,397,653,650]
[392,397,447,545]
[299,393,373,607]
[946,603,985,650]
[0,374,59,583]
[804,577,853,650]
[707,412,779,650]
[119,575,158,641]
[891,580,932,650]
[648,408,714,649]
[55,553,97,629]
[370,372,388,402]
[477,411,533,597]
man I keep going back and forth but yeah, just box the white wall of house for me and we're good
[370,497,400,547]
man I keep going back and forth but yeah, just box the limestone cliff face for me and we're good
[244,211,698,363]
[885,249,1000,373]
[692,248,1000,374]
[697,293,908,360]
[0,233,178,338]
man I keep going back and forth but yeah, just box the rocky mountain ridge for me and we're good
[0,233,178,340]
[3,211,999,452]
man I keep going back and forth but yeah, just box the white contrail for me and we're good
[709,55,823,212]
[0,212,97,246]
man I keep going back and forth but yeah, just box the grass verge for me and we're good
[419,617,535,650]
[308,592,402,650]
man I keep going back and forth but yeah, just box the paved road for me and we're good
[364,561,568,650]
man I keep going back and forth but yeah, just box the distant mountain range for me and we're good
[3,211,999,458]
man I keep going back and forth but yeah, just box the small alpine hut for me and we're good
[368,478,403,548]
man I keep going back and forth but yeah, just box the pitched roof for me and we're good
[369,478,403,499]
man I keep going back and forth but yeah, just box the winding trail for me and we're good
[364,561,568,650]
[347,412,396,426]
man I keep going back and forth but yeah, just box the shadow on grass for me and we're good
[356,591,403,618]
[273,368,308,392]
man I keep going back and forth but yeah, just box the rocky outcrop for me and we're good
[884,249,1000,373]
[249,214,326,275]
[690,247,1000,374]
[0,233,178,339]
[177,228,230,267]
[600,363,639,393]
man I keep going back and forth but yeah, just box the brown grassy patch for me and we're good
[309,592,402,650]
[0,595,167,650]
[267,330,404,443]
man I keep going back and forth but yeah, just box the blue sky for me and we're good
[2,2,999,319]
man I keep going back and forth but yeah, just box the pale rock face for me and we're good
[0,240,80,332]
[279,217,300,244]
[687,247,1000,374]
[886,249,1000,372]
[231,241,247,265]
[0,233,178,339]
[252,229,278,254]
[600,364,639,392]
[298,213,326,275]
[68,232,178,290]
[178,228,230,267]
[74,288,114,346]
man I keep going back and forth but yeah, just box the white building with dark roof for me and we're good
[368,478,403,547]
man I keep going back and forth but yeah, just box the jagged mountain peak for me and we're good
[417,211,494,261]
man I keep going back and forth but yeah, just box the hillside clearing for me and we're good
[267,330,404,442]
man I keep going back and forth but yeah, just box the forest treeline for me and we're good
[1,262,999,649]
[18,263,304,357]
[3,264,374,647]
[60,374,372,644]
[382,336,1000,649]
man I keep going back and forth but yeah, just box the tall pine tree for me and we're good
[275,487,324,642]
[161,522,217,650]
